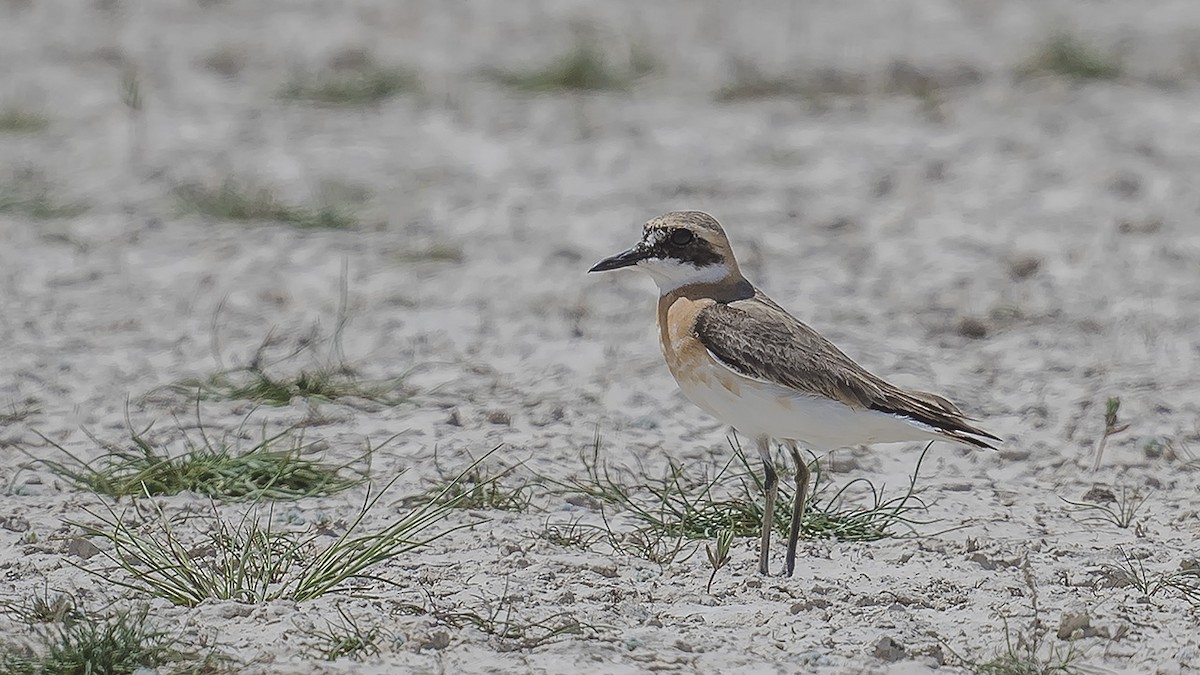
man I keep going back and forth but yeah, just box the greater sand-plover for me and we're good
[589,211,999,576]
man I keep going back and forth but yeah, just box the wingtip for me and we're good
[960,431,1002,450]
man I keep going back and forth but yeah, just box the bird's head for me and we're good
[588,211,741,294]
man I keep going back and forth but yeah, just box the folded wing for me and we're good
[693,291,1000,449]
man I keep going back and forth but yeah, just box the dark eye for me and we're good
[669,229,694,246]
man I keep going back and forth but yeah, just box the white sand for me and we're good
[2,0,1199,672]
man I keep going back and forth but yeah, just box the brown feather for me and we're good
[692,288,999,449]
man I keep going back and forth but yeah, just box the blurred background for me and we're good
[2,0,1198,456]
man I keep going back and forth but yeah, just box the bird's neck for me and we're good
[657,270,754,304]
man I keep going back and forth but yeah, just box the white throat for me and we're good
[637,258,732,295]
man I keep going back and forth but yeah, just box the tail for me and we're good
[877,389,1001,450]
[936,426,1001,450]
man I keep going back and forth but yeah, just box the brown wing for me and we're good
[693,291,999,448]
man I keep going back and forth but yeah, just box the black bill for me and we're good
[588,242,650,273]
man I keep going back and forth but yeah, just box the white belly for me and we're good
[673,359,942,452]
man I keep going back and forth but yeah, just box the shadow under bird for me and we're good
[589,211,999,577]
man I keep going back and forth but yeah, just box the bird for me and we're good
[588,210,999,577]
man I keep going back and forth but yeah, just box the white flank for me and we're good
[676,355,949,452]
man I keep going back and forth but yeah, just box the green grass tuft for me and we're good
[409,455,533,513]
[279,53,419,106]
[0,588,87,626]
[0,105,50,133]
[69,453,492,607]
[1017,32,1123,80]
[0,174,88,220]
[170,365,404,408]
[1102,548,1200,606]
[554,434,931,549]
[1061,486,1148,530]
[537,518,604,550]
[161,305,404,411]
[494,40,648,92]
[743,440,935,542]
[715,61,978,111]
[0,604,186,675]
[393,243,465,264]
[33,420,367,500]
[174,181,359,229]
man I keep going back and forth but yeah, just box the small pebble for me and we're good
[956,317,988,339]
[1057,611,1091,640]
[873,636,907,662]
[1007,255,1041,279]
[67,537,100,560]
[486,410,512,425]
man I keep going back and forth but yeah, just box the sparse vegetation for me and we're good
[170,364,402,408]
[493,37,651,92]
[715,74,810,102]
[537,518,604,550]
[174,180,360,229]
[0,173,88,220]
[0,604,193,675]
[119,65,147,169]
[279,51,418,106]
[1103,549,1200,606]
[0,105,49,133]
[1090,396,1130,471]
[161,295,402,411]
[705,529,734,593]
[606,520,690,564]
[545,434,931,564]
[751,440,935,541]
[947,558,1086,674]
[118,66,143,113]
[560,435,930,541]
[1017,32,1124,80]
[0,588,87,626]
[1,398,39,426]
[393,243,465,264]
[950,618,1085,674]
[716,60,979,108]
[300,604,394,661]
[70,461,483,606]
[34,418,368,500]
[1062,486,1148,530]
[414,458,534,512]
[396,583,597,651]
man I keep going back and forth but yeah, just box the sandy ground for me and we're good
[2,0,1200,672]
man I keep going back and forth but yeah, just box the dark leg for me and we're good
[785,441,811,578]
[755,435,777,576]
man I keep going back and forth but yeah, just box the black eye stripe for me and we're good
[644,231,722,267]
[669,229,694,246]
[640,228,722,266]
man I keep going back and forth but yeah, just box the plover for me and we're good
[589,211,998,576]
